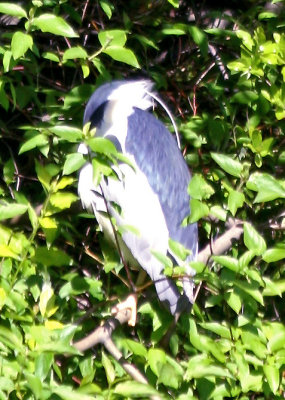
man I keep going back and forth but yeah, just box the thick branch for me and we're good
[198,218,244,264]
[73,307,162,400]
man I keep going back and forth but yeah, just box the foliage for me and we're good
[0,0,284,399]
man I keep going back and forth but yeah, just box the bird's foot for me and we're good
[111,294,137,326]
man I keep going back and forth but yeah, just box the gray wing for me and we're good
[125,108,198,259]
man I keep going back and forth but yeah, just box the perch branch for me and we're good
[198,218,244,264]
[73,307,162,400]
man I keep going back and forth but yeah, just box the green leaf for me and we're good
[263,278,285,296]
[167,0,179,6]
[25,374,43,398]
[63,84,95,109]
[50,126,82,142]
[32,14,78,38]
[123,339,147,358]
[102,351,115,384]
[63,46,88,61]
[19,133,49,154]
[161,23,187,35]
[35,352,53,381]
[259,11,278,20]
[63,153,86,175]
[99,0,114,19]
[244,222,266,255]
[92,157,113,186]
[0,3,27,18]
[55,177,75,191]
[98,29,127,47]
[11,32,33,60]
[234,280,264,305]
[189,199,209,223]
[189,319,225,362]
[39,282,55,317]
[209,205,227,221]
[0,203,28,220]
[238,250,256,269]
[103,46,140,68]
[188,26,208,57]
[185,354,233,380]
[59,276,102,299]
[42,52,60,62]
[241,331,267,359]
[226,290,242,314]
[148,348,166,377]
[188,174,214,200]
[39,217,57,229]
[236,30,254,50]
[231,90,259,104]
[247,172,285,202]
[199,322,231,339]
[228,190,245,216]
[211,153,243,177]
[87,137,117,155]
[268,330,285,352]
[33,247,72,267]
[151,250,173,269]
[53,386,97,400]
[0,326,23,351]
[263,365,280,394]
[49,191,77,210]
[35,160,55,191]
[114,381,159,398]
[157,363,182,389]
[0,244,19,259]
[263,247,285,262]
[168,238,190,261]
[212,255,239,272]
[0,79,9,110]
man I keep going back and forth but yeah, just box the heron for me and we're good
[78,80,198,325]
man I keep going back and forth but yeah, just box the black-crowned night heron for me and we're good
[78,80,198,324]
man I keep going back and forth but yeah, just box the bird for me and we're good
[78,79,198,323]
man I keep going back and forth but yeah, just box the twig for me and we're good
[208,44,229,81]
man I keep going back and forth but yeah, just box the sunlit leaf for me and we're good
[188,174,214,200]
[32,14,78,37]
[211,153,243,177]
[228,190,245,216]
[98,29,127,47]
[63,46,88,61]
[0,203,28,220]
[102,352,115,384]
[263,365,280,394]
[0,2,27,18]
[114,381,159,397]
[63,153,86,175]
[103,46,140,68]
[244,222,266,255]
[49,126,82,142]
[11,32,33,60]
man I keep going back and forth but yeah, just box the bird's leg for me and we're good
[111,293,137,327]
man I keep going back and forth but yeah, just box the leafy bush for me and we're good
[0,0,284,399]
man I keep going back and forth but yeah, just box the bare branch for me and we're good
[198,218,244,264]
[73,307,162,400]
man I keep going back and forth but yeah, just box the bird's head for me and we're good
[83,80,154,131]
